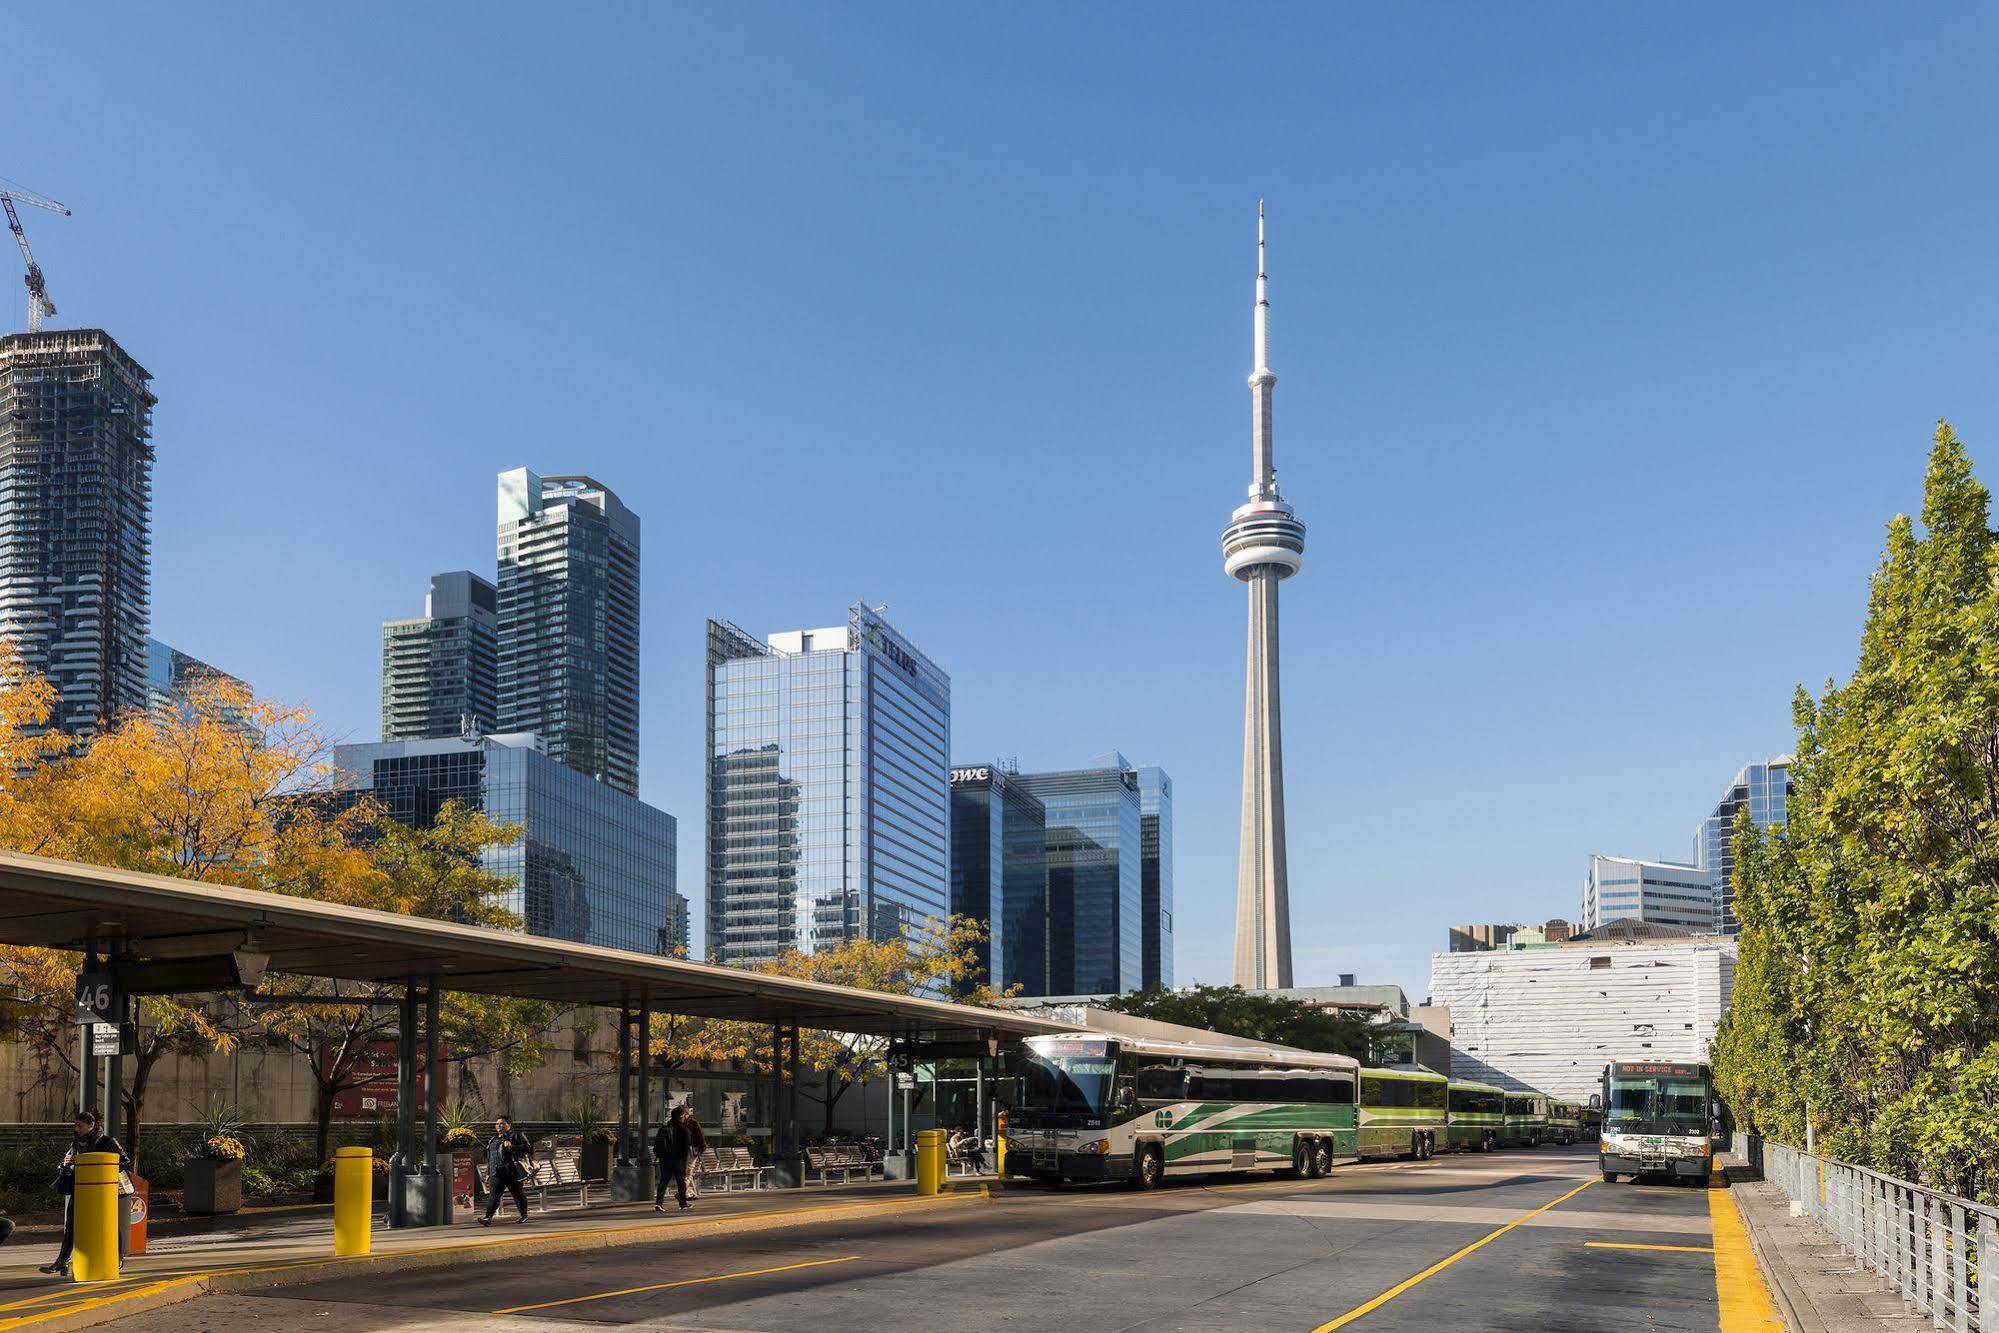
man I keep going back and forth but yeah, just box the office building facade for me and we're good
[332,733,682,956]
[1695,756,1793,936]
[145,639,247,718]
[1582,855,1717,933]
[1017,757,1143,996]
[706,605,950,968]
[949,763,1047,995]
[0,330,154,736]
[1134,764,1174,990]
[381,571,498,741]
[496,469,640,794]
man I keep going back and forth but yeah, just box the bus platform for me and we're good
[0,1175,995,1332]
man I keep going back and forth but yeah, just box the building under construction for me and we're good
[0,328,155,735]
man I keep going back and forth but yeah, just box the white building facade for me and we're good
[1428,941,1737,1103]
[1582,854,1717,933]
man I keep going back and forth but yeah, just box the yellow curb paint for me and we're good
[0,1189,986,1330]
[1584,1241,1716,1253]
[1709,1180,1784,1329]
[1309,1179,1596,1331]
[494,1254,861,1314]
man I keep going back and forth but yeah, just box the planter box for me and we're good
[581,1140,612,1182]
[183,1158,242,1215]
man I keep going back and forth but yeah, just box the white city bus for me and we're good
[1003,1032,1362,1189]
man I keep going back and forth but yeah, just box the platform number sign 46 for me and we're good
[75,972,117,1024]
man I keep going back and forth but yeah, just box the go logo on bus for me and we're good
[1154,1109,1174,1128]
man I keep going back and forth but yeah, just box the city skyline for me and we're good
[10,7,1990,998]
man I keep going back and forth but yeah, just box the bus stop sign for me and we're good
[75,972,118,1023]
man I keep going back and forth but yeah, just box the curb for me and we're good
[1724,1178,1815,1333]
[2,1187,990,1332]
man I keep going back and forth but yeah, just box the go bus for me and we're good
[1595,1059,1720,1185]
[1005,1033,1465,1188]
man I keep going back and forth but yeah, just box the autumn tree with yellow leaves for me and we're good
[679,918,1007,1135]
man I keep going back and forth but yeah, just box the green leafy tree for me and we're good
[1100,985,1372,1061]
[1714,422,1999,1201]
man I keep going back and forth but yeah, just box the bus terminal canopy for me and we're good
[0,851,1067,1048]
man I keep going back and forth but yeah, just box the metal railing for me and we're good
[1738,1134,1999,1332]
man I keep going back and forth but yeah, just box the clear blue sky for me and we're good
[10,6,1996,998]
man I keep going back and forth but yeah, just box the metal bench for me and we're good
[946,1141,988,1175]
[803,1142,880,1185]
[527,1136,593,1211]
[694,1146,769,1193]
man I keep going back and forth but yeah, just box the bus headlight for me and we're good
[1081,1139,1111,1155]
[1682,1142,1711,1158]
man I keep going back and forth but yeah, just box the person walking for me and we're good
[683,1112,708,1199]
[478,1115,533,1226]
[40,1110,127,1276]
[653,1106,693,1212]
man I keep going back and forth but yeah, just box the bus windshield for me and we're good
[1011,1043,1118,1125]
[1606,1074,1711,1136]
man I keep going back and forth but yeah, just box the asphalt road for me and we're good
[112,1146,1730,1332]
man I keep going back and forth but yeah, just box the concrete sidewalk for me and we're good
[0,1175,993,1331]
[1721,1157,1928,1332]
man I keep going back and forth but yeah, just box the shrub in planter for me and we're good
[184,1136,247,1215]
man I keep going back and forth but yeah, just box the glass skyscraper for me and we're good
[1695,756,1793,936]
[332,733,683,956]
[496,469,641,795]
[381,571,498,741]
[949,764,1047,996]
[0,330,154,737]
[1017,756,1144,996]
[1133,764,1174,991]
[705,605,951,968]
[145,639,246,719]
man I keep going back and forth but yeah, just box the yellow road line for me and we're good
[1584,1241,1715,1253]
[1709,1181,1784,1329]
[0,1278,195,1332]
[493,1254,861,1314]
[1309,1179,1596,1331]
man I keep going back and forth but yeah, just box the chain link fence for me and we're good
[1738,1134,1999,1331]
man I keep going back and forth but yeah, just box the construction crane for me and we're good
[0,179,70,333]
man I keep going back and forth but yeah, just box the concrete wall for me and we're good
[1427,941,1736,1103]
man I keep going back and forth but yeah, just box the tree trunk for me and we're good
[315,1080,337,1164]
[123,1038,158,1174]
[823,1071,850,1135]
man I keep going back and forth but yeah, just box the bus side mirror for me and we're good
[1587,1094,1602,1111]
[1115,1085,1135,1112]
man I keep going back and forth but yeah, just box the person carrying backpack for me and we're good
[40,1110,127,1276]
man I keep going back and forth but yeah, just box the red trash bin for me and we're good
[125,1175,149,1256]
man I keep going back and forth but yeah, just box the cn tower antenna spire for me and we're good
[1223,200,1307,990]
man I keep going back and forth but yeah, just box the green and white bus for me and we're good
[1357,1067,1449,1160]
[1500,1092,1549,1148]
[1005,1032,1361,1189]
[1444,1079,1506,1152]
[1545,1101,1582,1145]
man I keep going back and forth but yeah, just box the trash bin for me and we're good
[123,1176,149,1256]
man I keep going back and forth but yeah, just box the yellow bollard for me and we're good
[995,1111,1007,1178]
[333,1146,374,1256]
[71,1152,121,1283]
[915,1127,947,1196]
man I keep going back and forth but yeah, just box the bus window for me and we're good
[1136,1065,1188,1102]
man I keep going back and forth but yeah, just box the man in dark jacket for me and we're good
[41,1110,127,1276]
[653,1106,693,1211]
[478,1116,533,1226]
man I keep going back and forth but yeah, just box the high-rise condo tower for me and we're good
[1222,204,1306,989]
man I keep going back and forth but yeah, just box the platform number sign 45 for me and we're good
[75,972,118,1024]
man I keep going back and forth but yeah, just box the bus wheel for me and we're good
[1482,1130,1496,1153]
[1134,1145,1164,1192]
[1313,1140,1333,1176]
[1421,1133,1436,1160]
[1291,1141,1311,1178]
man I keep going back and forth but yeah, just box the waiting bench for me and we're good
[946,1140,989,1175]
[527,1136,594,1211]
[694,1146,769,1193]
[803,1142,881,1185]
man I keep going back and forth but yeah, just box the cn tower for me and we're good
[1223,202,1306,990]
